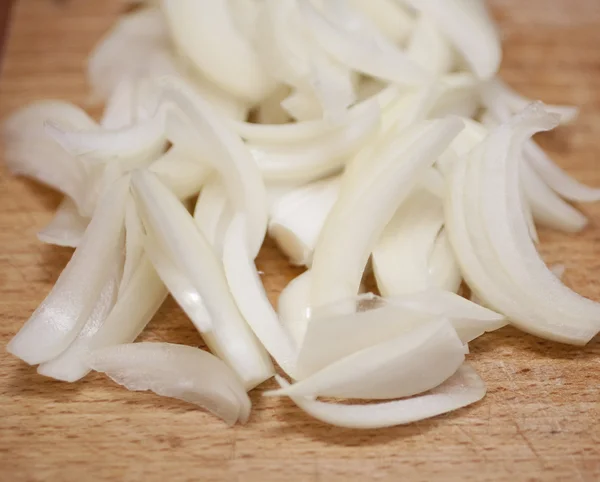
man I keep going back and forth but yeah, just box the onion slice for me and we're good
[7,177,129,364]
[88,342,251,425]
[269,318,465,399]
[131,169,273,388]
[275,363,485,429]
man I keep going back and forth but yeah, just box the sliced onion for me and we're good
[407,14,454,76]
[275,363,485,429]
[269,176,341,266]
[248,99,380,183]
[161,0,276,102]
[223,214,298,375]
[404,0,501,79]
[428,229,463,293]
[37,266,121,382]
[310,117,464,308]
[278,270,312,347]
[372,188,449,296]
[445,105,599,344]
[37,197,89,248]
[88,342,251,425]
[299,0,428,85]
[347,0,414,44]
[193,177,232,256]
[100,77,138,129]
[131,169,273,388]
[7,177,129,364]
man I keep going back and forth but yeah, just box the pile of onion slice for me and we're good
[3,0,599,428]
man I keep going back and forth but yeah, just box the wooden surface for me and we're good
[1,1,599,481]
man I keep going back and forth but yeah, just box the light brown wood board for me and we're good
[0,1,599,481]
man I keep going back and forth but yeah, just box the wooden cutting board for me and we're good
[0,1,598,481]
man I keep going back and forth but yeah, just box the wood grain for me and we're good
[0,1,599,481]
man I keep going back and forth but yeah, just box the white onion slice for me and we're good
[88,342,251,425]
[223,214,298,375]
[278,270,312,347]
[149,146,211,200]
[347,0,414,44]
[269,318,464,399]
[193,178,232,256]
[299,0,427,85]
[407,14,454,76]
[248,100,380,183]
[310,117,464,308]
[100,77,137,129]
[445,105,599,344]
[3,101,95,213]
[131,170,273,388]
[373,188,448,296]
[119,197,145,299]
[269,176,341,266]
[275,363,485,429]
[404,0,501,79]
[37,197,89,248]
[7,177,129,364]
[37,266,121,382]
[295,291,504,378]
[161,0,276,102]
[428,229,463,293]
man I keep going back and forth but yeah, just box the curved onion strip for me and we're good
[445,108,599,344]
[404,0,501,79]
[310,117,464,308]
[37,267,121,382]
[428,229,463,293]
[90,256,168,352]
[149,146,211,199]
[7,177,129,365]
[118,197,145,299]
[295,292,504,378]
[162,0,276,102]
[407,14,454,76]
[142,234,212,333]
[222,215,298,376]
[235,85,396,147]
[248,100,380,183]
[373,188,446,296]
[269,176,341,266]
[478,106,600,337]
[87,8,172,101]
[131,170,273,388]
[269,319,465,399]
[37,197,89,248]
[159,86,269,258]
[88,342,251,425]
[521,161,588,233]
[193,178,232,257]
[256,0,355,120]
[275,363,485,429]
[299,0,427,85]
[278,270,312,347]
[3,101,96,212]
[347,0,414,43]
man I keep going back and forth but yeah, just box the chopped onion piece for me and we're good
[428,229,463,293]
[131,170,273,388]
[7,177,129,364]
[270,318,464,399]
[347,0,414,44]
[275,363,485,429]
[37,198,89,248]
[407,14,454,76]
[278,270,312,347]
[311,117,464,308]
[37,267,121,382]
[298,0,428,85]
[88,342,251,425]
[269,177,341,266]
[161,0,276,102]
[193,178,232,256]
[404,0,501,79]
[100,78,137,129]
[223,214,298,376]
